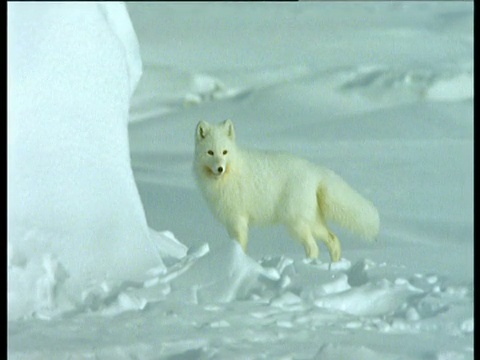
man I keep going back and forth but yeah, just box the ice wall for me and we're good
[7,2,166,319]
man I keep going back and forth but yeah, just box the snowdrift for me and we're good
[7,2,185,320]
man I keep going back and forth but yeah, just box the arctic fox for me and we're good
[193,120,379,262]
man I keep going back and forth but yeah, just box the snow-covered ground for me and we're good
[8,2,473,359]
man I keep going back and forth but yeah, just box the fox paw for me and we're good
[303,242,319,259]
[326,234,342,262]
[328,247,341,262]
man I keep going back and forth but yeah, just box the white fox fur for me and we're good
[193,119,379,262]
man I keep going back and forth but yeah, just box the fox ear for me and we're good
[223,119,235,140]
[196,121,210,140]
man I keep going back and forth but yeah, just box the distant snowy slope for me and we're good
[127,2,473,71]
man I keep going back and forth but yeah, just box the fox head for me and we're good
[194,119,236,179]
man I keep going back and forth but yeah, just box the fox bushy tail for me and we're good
[317,172,379,241]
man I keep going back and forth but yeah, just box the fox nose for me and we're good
[217,166,224,174]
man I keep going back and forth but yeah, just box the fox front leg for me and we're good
[226,217,249,252]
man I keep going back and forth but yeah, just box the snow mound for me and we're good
[314,278,422,317]
[338,66,473,104]
[129,64,312,124]
[426,72,473,101]
[161,241,281,304]
[314,343,412,360]
[7,2,173,320]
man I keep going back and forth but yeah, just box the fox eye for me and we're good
[223,150,228,155]
[207,150,214,156]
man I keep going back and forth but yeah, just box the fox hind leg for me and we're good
[313,221,342,262]
[325,232,342,262]
[287,222,319,259]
